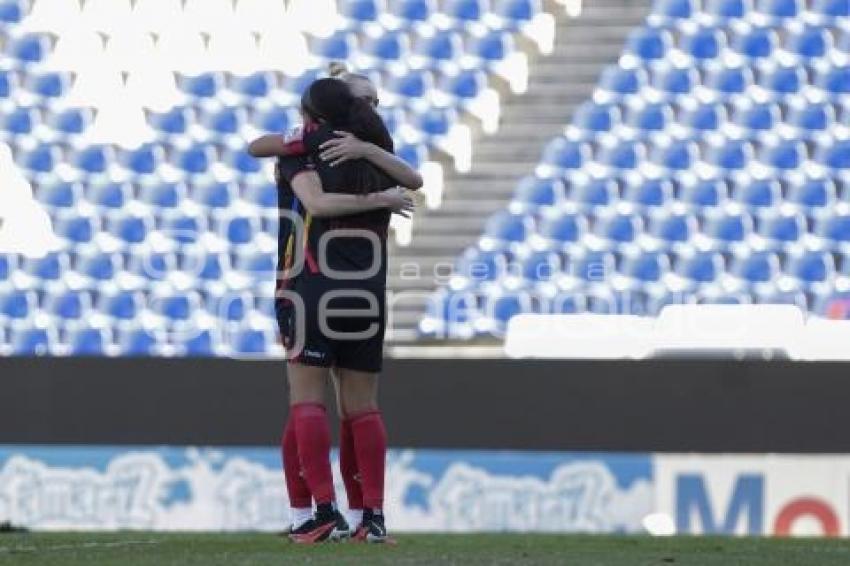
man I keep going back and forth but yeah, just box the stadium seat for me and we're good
[539,211,586,246]
[731,102,780,135]
[106,212,152,245]
[787,102,834,138]
[785,26,831,60]
[677,250,724,283]
[539,138,590,174]
[678,177,728,208]
[628,102,672,135]
[760,140,805,170]
[731,177,781,208]
[650,0,695,24]
[787,177,835,209]
[6,34,50,64]
[26,71,71,98]
[391,0,435,23]
[732,25,777,60]
[650,210,697,244]
[138,181,185,209]
[54,213,96,244]
[787,249,834,284]
[705,0,751,20]
[598,140,642,171]
[0,290,35,320]
[732,250,780,283]
[572,250,617,283]
[21,253,67,282]
[819,140,850,169]
[681,102,725,133]
[707,139,753,170]
[818,66,850,97]
[651,65,698,98]
[118,328,159,356]
[569,177,618,208]
[621,250,670,283]
[178,73,225,99]
[339,0,380,23]
[520,251,561,283]
[512,176,564,208]
[66,326,107,355]
[704,64,753,99]
[624,177,674,208]
[0,0,23,23]
[704,210,753,245]
[47,107,92,135]
[230,72,275,99]
[681,27,725,61]
[625,27,672,62]
[598,66,645,100]
[481,212,530,245]
[653,140,698,170]
[11,326,51,355]
[813,0,850,18]
[1,107,36,135]
[816,214,850,247]
[760,63,804,97]
[148,106,192,135]
[413,30,463,65]
[572,102,619,134]
[97,291,142,321]
[184,328,215,356]
[594,212,642,245]
[85,181,131,210]
[757,210,805,247]
[363,31,409,64]
[755,0,801,20]
[34,180,80,209]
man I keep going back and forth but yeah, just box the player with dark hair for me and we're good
[248,71,421,543]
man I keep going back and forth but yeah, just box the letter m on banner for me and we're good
[676,474,764,535]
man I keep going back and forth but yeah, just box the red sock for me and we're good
[339,417,364,511]
[350,410,387,510]
[291,402,336,504]
[281,417,311,508]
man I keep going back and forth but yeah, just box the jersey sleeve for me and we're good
[276,154,314,184]
[279,126,309,157]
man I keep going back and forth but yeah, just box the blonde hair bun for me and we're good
[328,61,349,78]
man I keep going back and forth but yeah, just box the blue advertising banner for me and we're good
[0,446,652,533]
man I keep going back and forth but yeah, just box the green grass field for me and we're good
[3,533,850,565]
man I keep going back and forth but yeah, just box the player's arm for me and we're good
[290,171,414,218]
[248,133,306,158]
[319,131,424,190]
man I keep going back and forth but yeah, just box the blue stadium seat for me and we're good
[732,251,780,283]
[6,34,50,64]
[759,63,804,97]
[598,66,645,99]
[188,180,234,209]
[230,72,275,99]
[0,255,14,282]
[539,211,586,245]
[540,138,589,173]
[180,251,228,282]
[19,144,58,173]
[732,25,777,60]
[705,64,753,99]
[628,102,672,134]
[681,27,725,61]
[623,177,673,208]
[787,102,834,137]
[148,106,191,135]
[572,102,619,134]
[121,144,163,175]
[152,291,197,323]
[573,250,616,282]
[653,140,697,170]
[161,210,206,244]
[241,179,277,208]
[73,145,113,175]
[214,294,250,323]
[650,210,697,244]
[85,181,130,209]
[231,328,271,354]
[184,329,215,356]
[594,212,641,244]
[311,31,356,60]
[707,139,753,170]
[1,107,35,134]
[486,292,533,331]
[677,250,724,283]
[732,177,781,208]
[441,69,486,101]
[818,65,850,97]
[397,143,427,168]
[444,0,486,23]
[493,0,539,24]
[786,26,830,59]
[0,0,23,23]
[705,0,751,19]
[819,139,850,169]
[254,106,294,133]
[54,213,96,244]
[339,0,380,23]
[787,249,834,283]
[384,68,432,99]
[11,326,51,355]
[203,106,245,135]
[414,30,463,64]
[234,250,276,277]
[178,73,225,98]
[470,30,513,63]
[107,212,152,245]
[0,69,14,99]
[816,214,850,246]
[756,0,801,20]
[364,31,409,63]
[48,108,92,135]
[551,291,585,313]
[760,140,804,170]
[569,178,618,207]
[599,140,641,171]
[283,69,323,96]
[118,328,159,356]
[67,327,107,356]
[521,251,561,282]
[0,290,34,320]
[35,180,80,209]
[456,248,507,283]
[76,250,119,282]
[97,291,142,321]
[621,250,670,283]
[224,148,261,175]
[128,249,175,282]
[787,177,835,209]
[625,27,672,61]
[757,211,805,246]
[650,0,695,23]
[22,253,67,282]
[26,72,70,98]
[138,181,184,209]
[392,0,435,23]
[813,0,850,17]
[679,177,727,208]
[218,213,259,246]
[681,102,725,133]
[172,144,214,174]
[513,176,564,208]
[652,65,698,98]
[482,211,529,244]
[705,210,752,245]
[732,102,780,134]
